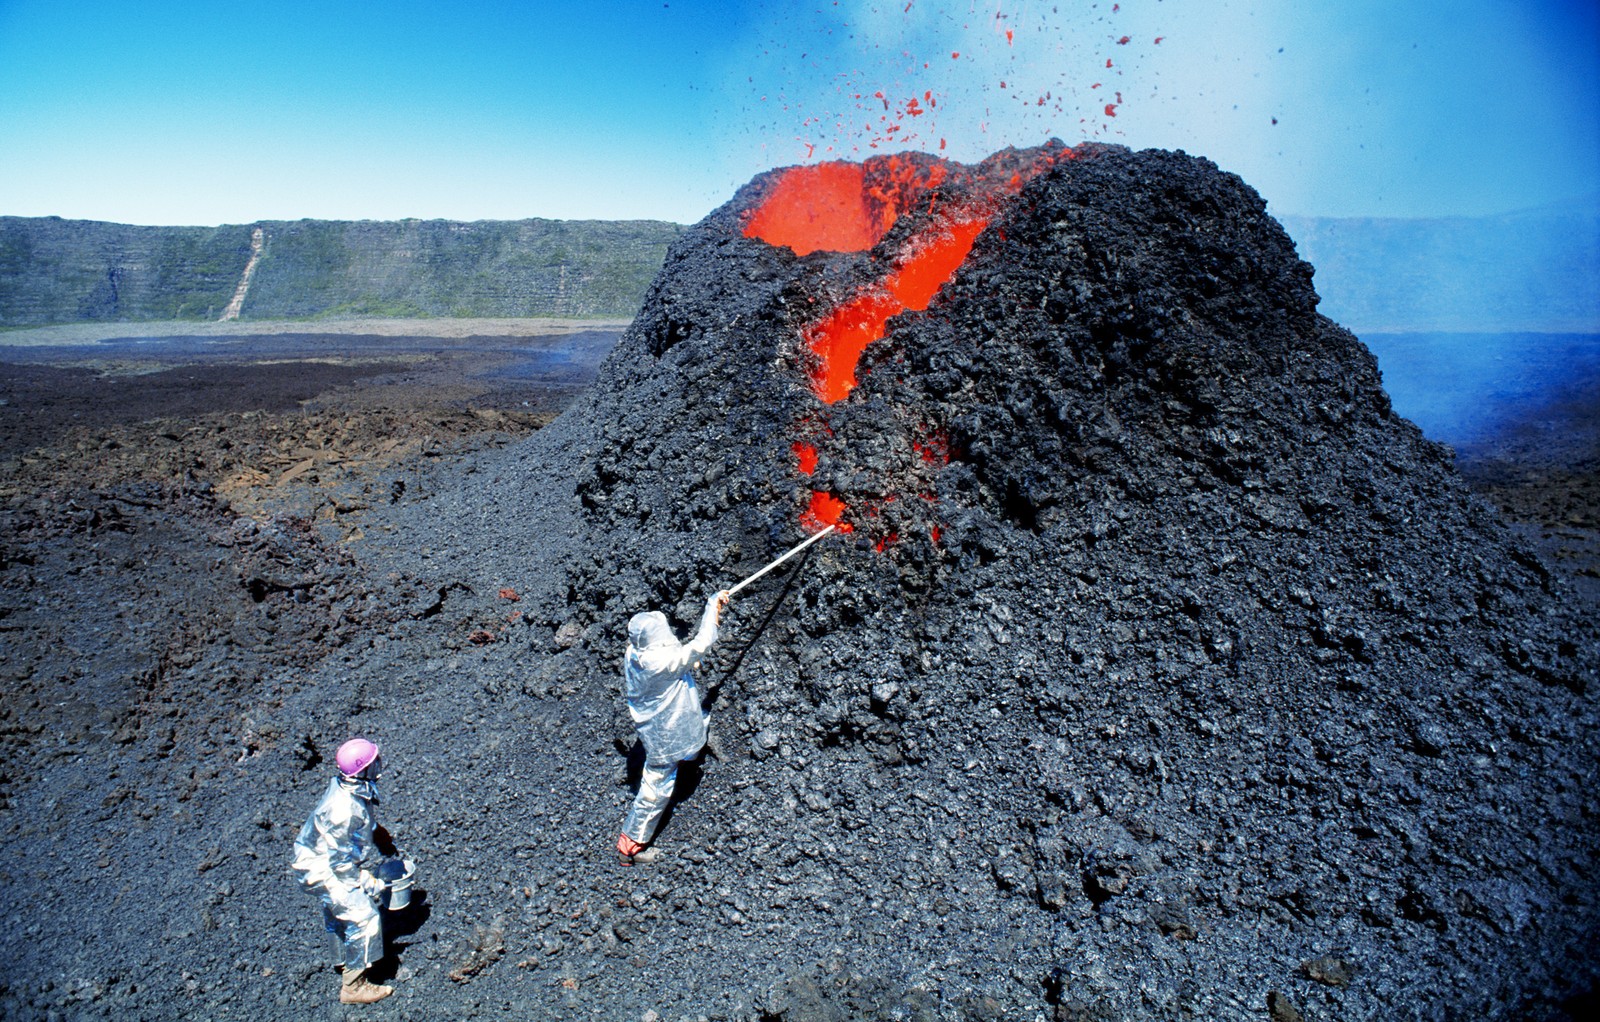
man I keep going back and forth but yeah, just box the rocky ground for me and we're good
[0,325,617,1018]
[1454,379,1600,611]
[1,147,1597,1022]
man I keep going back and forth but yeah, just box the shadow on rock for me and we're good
[367,892,431,985]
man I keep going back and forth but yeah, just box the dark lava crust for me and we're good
[500,142,1599,1019]
[2,145,1596,1021]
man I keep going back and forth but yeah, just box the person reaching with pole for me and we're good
[616,589,729,864]
[613,525,838,865]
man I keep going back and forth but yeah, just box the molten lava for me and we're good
[743,145,1077,539]
[805,214,989,403]
[742,155,950,256]
[763,147,1072,404]
[802,490,852,532]
[792,441,820,475]
[913,432,952,464]
[742,164,880,256]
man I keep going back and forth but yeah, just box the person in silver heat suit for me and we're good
[291,737,395,1004]
[616,590,728,863]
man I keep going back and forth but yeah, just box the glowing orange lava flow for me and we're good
[791,441,819,475]
[743,155,950,256]
[750,148,1072,404]
[802,490,852,532]
[743,164,880,256]
[742,146,1077,536]
[805,214,989,402]
[792,439,853,533]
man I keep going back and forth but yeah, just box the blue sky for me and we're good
[1,0,1595,225]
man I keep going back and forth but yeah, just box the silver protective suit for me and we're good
[292,775,386,972]
[620,596,720,843]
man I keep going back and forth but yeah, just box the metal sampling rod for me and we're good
[727,525,838,596]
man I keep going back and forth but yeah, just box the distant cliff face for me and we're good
[0,216,683,327]
[0,218,253,324]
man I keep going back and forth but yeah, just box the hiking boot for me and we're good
[339,969,394,1004]
[620,844,662,865]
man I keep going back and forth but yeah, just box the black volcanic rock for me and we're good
[479,142,1599,1018]
[3,144,1594,1022]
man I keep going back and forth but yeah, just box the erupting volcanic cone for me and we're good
[499,142,1600,1017]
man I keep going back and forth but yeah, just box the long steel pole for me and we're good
[726,525,838,596]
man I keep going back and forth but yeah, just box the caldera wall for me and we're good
[0,216,681,325]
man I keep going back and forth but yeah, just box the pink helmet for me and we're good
[335,737,381,778]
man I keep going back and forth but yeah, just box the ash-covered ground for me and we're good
[1,145,1597,1022]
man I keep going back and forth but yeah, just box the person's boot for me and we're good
[617,832,661,865]
[339,968,394,1004]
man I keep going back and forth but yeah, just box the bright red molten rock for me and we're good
[805,214,990,403]
[744,144,1078,536]
[801,490,852,532]
[791,441,819,475]
[748,146,1076,404]
[742,155,952,257]
[742,164,881,255]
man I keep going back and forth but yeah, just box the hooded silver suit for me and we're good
[292,775,386,972]
[620,595,720,843]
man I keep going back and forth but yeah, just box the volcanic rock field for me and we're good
[2,144,1597,1021]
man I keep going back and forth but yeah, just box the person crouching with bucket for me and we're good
[291,737,416,1004]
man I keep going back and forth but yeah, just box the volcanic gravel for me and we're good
[2,144,1597,1022]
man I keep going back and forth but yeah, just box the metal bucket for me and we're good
[376,857,415,911]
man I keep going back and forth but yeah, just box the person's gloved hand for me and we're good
[358,870,384,900]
